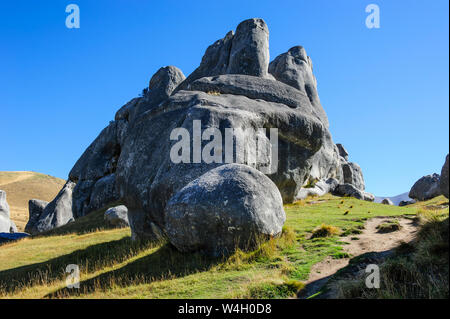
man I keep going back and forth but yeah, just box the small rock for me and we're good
[399,199,416,207]
[104,205,129,228]
[333,184,374,202]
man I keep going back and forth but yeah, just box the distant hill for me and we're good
[374,192,412,206]
[0,172,66,231]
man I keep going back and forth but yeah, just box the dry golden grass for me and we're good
[0,171,66,231]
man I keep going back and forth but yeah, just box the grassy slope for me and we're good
[0,171,66,231]
[0,194,446,299]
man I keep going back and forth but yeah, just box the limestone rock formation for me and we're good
[104,205,129,228]
[440,154,449,199]
[0,190,15,233]
[25,199,49,233]
[28,181,75,234]
[409,173,441,201]
[165,164,285,255]
[381,198,394,205]
[31,18,372,253]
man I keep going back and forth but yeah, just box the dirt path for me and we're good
[301,216,419,298]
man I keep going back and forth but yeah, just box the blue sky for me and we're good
[0,0,448,196]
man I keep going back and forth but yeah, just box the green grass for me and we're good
[0,194,439,299]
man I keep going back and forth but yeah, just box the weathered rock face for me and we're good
[381,198,394,205]
[25,199,49,233]
[29,181,75,234]
[336,144,349,161]
[104,205,129,228]
[440,154,449,199]
[227,18,270,77]
[342,162,365,191]
[178,18,269,90]
[269,46,327,127]
[0,190,15,233]
[0,190,9,219]
[165,164,285,255]
[409,173,441,201]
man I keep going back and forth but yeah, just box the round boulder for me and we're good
[409,173,441,201]
[104,205,129,228]
[165,164,286,256]
[381,198,394,205]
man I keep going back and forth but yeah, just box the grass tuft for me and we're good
[311,224,341,239]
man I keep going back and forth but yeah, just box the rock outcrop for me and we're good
[104,205,129,228]
[165,164,285,255]
[440,154,449,199]
[381,198,394,205]
[28,182,75,234]
[25,199,49,233]
[30,18,371,253]
[409,173,441,201]
[0,190,16,233]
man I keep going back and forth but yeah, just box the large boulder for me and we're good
[104,205,129,228]
[24,199,49,233]
[29,181,75,234]
[342,162,365,191]
[0,190,15,233]
[440,154,449,199]
[409,173,441,201]
[381,198,394,205]
[165,164,285,255]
